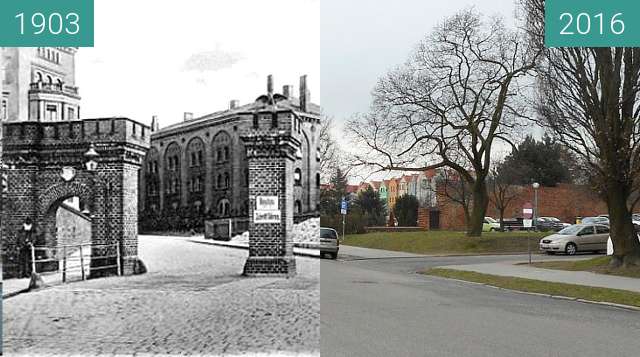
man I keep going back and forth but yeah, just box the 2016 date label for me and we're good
[546,0,638,47]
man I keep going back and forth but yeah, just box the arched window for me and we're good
[47,75,53,84]
[245,169,249,187]
[218,199,230,217]
[224,173,230,188]
[294,168,302,186]
[224,147,229,161]
[295,200,302,215]
[37,72,43,83]
[316,173,320,188]
[217,174,222,189]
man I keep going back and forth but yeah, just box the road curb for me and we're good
[426,274,640,312]
[187,239,321,258]
[2,287,31,299]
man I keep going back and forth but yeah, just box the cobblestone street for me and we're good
[2,235,320,356]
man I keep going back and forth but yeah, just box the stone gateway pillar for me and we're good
[241,93,301,277]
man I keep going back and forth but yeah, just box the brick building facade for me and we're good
[139,76,321,231]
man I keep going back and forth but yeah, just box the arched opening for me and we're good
[39,195,93,278]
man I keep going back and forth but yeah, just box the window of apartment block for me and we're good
[67,107,75,120]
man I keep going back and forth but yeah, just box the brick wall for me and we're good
[432,183,607,231]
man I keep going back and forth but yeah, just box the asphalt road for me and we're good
[320,248,640,357]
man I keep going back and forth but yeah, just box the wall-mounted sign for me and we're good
[60,167,76,182]
[254,210,281,224]
[256,196,278,211]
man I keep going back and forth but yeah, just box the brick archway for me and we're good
[39,181,94,216]
[1,119,150,278]
[37,182,95,260]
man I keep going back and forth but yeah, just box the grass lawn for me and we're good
[424,268,640,308]
[343,231,548,255]
[529,256,640,279]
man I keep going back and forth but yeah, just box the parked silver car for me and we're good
[539,224,609,255]
[320,227,339,259]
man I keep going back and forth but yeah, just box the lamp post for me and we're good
[532,182,540,225]
[530,182,540,264]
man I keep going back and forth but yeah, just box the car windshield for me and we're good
[548,217,560,222]
[485,217,497,223]
[558,225,582,235]
[320,228,338,239]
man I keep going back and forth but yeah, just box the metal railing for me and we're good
[30,242,121,282]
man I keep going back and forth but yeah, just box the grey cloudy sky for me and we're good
[321,0,529,182]
[76,0,319,128]
[321,0,517,124]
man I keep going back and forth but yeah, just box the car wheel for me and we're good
[331,252,338,260]
[565,243,577,256]
[490,228,495,232]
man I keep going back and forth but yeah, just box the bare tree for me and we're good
[521,0,640,267]
[488,162,521,227]
[319,115,341,182]
[437,169,473,227]
[347,9,538,236]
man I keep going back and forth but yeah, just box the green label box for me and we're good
[0,0,94,47]
[545,0,640,47]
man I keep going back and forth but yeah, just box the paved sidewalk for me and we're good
[442,261,640,293]
[179,234,321,258]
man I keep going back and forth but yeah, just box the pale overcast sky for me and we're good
[76,0,319,129]
[321,0,517,124]
[321,0,530,182]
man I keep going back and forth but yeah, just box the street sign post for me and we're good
[340,198,348,241]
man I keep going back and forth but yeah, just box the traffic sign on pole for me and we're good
[340,198,348,215]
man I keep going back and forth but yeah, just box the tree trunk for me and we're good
[467,180,489,237]
[607,183,640,267]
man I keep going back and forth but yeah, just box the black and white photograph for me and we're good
[1,1,320,356]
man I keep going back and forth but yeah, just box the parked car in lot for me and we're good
[483,217,501,232]
[581,216,610,226]
[320,227,339,259]
[539,224,609,255]
[606,224,640,255]
[535,217,569,231]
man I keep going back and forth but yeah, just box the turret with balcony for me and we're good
[28,81,81,121]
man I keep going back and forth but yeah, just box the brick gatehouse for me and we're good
[1,118,150,278]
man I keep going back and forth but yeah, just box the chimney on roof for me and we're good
[229,100,240,110]
[184,112,193,121]
[267,74,274,95]
[299,75,310,112]
[151,115,159,132]
[282,85,294,98]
